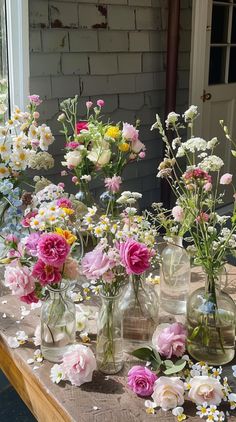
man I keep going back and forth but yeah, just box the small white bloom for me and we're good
[27,358,35,365]
[183,105,198,121]
[76,312,87,332]
[172,406,184,416]
[16,331,28,343]
[176,146,185,157]
[2,313,6,318]
[50,364,65,384]
[165,112,180,127]
[7,336,19,348]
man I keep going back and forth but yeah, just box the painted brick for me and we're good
[177,52,190,70]
[29,30,42,52]
[30,77,52,99]
[176,89,189,107]
[110,108,136,122]
[153,71,166,88]
[141,124,162,142]
[90,94,118,112]
[69,30,98,52]
[179,30,191,52]
[51,75,80,97]
[42,30,69,52]
[39,98,59,120]
[122,162,138,180]
[142,52,163,72]
[129,31,149,52]
[98,31,129,51]
[180,9,192,30]
[61,53,89,74]
[78,4,107,29]
[107,6,135,30]
[29,0,49,28]
[136,7,161,30]
[145,90,165,108]
[80,75,110,95]
[129,0,152,6]
[137,106,157,125]
[109,74,136,93]
[30,53,61,76]
[141,174,159,191]
[137,158,157,178]
[160,6,168,30]
[49,1,78,28]
[149,31,166,51]
[117,53,141,73]
[135,73,155,92]
[119,93,144,110]
[89,53,118,74]
[177,70,189,89]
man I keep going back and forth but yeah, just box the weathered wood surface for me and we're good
[0,266,236,422]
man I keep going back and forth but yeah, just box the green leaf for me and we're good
[163,359,174,368]
[151,348,162,365]
[163,359,186,375]
[130,347,153,362]
[189,326,201,340]
[231,150,236,157]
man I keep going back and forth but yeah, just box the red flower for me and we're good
[32,259,62,286]
[76,121,88,134]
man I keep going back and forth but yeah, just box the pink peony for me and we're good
[172,205,184,222]
[32,259,62,286]
[220,173,232,185]
[63,257,80,280]
[25,232,41,257]
[38,233,70,267]
[81,247,112,280]
[28,94,42,106]
[72,176,78,184]
[21,291,39,304]
[86,101,93,109]
[62,344,96,386]
[21,210,38,228]
[76,121,88,133]
[104,175,122,193]
[128,365,158,397]
[118,238,151,275]
[188,376,224,406]
[152,322,186,358]
[4,264,35,297]
[152,377,185,411]
[97,99,104,107]
[122,123,139,141]
[56,197,72,209]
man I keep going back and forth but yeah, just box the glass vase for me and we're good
[99,190,121,218]
[96,291,123,374]
[76,181,94,208]
[187,269,236,365]
[120,274,159,352]
[41,283,76,363]
[160,236,190,314]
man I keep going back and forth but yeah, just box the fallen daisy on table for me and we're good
[7,330,28,348]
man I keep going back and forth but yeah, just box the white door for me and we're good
[190,0,236,204]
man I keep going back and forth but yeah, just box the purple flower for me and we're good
[25,233,41,257]
[127,365,157,397]
[28,95,42,106]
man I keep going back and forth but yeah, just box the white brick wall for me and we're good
[29,0,192,209]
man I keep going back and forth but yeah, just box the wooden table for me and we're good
[0,267,236,422]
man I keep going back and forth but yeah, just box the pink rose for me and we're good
[122,123,139,142]
[86,101,93,109]
[33,111,40,119]
[152,322,186,358]
[220,173,232,185]
[21,291,39,304]
[104,175,122,193]
[38,233,70,267]
[172,205,184,222]
[63,257,80,280]
[62,344,96,386]
[32,259,62,286]
[97,99,104,107]
[72,176,78,184]
[4,264,35,297]
[28,94,42,106]
[81,247,112,280]
[152,377,185,411]
[76,121,88,133]
[188,376,224,406]
[128,365,158,397]
[56,197,72,209]
[25,232,41,257]
[21,210,38,228]
[118,238,151,275]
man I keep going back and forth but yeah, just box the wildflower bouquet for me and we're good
[0,94,55,235]
[151,106,236,364]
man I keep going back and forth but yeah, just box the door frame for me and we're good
[189,0,211,134]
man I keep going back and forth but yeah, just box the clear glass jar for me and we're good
[187,270,236,365]
[120,274,159,352]
[76,181,94,207]
[99,190,121,217]
[160,236,190,314]
[96,291,123,374]
[41,283,76,363]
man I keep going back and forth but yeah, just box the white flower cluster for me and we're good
[199,155,224,172]
[28,202,70,231]
[116,191,142,205]
[33,183,64,205]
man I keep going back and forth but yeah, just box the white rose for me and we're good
[188,376,224,406]
[151,377,185,411]
[63,150,82,168]
[87,148,111,166]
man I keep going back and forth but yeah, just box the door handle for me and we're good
[201,89,212,102]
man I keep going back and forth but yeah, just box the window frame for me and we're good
[6,0,29,111]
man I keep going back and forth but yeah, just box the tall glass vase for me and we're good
[41,283,76,363]
[76,181,94,208]
[120,274,159,352]
[99,190,121,218]
[187,269,236,365]
[160,236,190,314]
[96,291,123,374]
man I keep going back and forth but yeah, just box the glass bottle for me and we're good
[187,269,236,365]
[96,291,123,374]
[120,274,159,352]
[160,237,190,314]
[76,181,94,207]
[41,283,76,363]
[99,190,121,218]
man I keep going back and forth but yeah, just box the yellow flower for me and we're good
[55,228,77,245]
[119,142,130,152]
[105,126,121,139]
[146,407,155,415]
[62,207,74,215]
[177,415,186,422]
